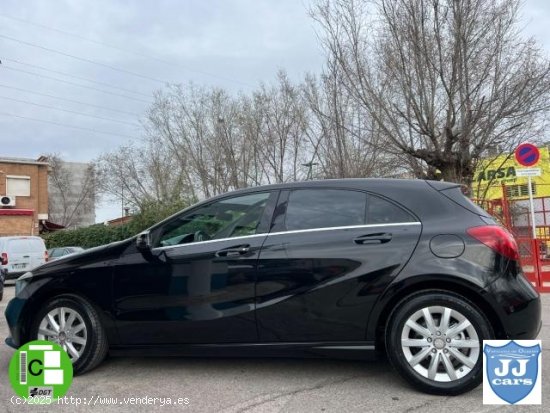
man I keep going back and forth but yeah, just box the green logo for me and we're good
[9,340,73,402]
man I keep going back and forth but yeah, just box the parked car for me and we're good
[4,179,541,395]
[47,247,85,261]
[0,268,5,301]
[0,236,48,280]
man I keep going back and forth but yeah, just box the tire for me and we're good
[385,290,493,395]
[0,288,3,301]
[30,294,108,375]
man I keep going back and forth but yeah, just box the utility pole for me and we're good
[302,161,318,180]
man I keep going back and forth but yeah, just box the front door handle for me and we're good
[215,245,250,257]
[354,233,392,245]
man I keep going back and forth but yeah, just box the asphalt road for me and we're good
[0,284,547,413]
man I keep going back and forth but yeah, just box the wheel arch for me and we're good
[369,277,506,351]
[19,285,116,345]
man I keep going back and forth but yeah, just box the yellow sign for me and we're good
[473,147,550,200]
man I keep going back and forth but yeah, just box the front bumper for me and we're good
[4,271,25,281]
[483,273,542,339]
[5,337,17,349]
[4,296,26,348]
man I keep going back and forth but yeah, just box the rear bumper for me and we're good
[483,273,542,339]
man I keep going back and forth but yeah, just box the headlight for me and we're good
[15,271,33,296]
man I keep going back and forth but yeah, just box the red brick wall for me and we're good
[0,161,49,235]
[0,216,33,236]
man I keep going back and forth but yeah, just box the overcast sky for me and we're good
[0,0,549,222]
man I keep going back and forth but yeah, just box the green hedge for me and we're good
[43,200,190,249]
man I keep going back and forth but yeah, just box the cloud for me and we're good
[0,1,324,161]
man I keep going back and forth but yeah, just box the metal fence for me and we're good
[474,184,550,292]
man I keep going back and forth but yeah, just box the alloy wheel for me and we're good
[400,305,480,382]
[37,306,88,362]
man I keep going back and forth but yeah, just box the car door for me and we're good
[113,191,278,345]
[255,188,422,342]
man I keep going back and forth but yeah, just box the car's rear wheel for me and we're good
[386,290,493,395]
[30,294,108,375]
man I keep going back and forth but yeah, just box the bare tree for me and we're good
[135,74,313,201]
[96,138,193,211]
[312,0,550,185]
[303,66,398,178]
[251,71,311,183]
[144,83,260,197]
[45,154,97,228]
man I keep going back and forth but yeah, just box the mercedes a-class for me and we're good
[5,179,541,394]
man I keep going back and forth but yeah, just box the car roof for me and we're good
[206,178,458,200]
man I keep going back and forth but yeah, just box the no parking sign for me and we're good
[515,143,540,239]
[515,143,540,167]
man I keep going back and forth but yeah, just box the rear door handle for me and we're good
[354,233,392,245]
[215,245,250,257]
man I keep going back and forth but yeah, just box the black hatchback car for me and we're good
[5,179,541,395]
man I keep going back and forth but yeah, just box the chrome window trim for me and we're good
[268,222,420,237]
[153,233,267,251]
[153,222,421,251]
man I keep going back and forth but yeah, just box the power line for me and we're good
[0,83,141,117]
[0,111,136,139]
[2,57,151,97]
[0,33,168,84]
[0,95,140,126]
[0,64,153,104]
[0,13,255,88]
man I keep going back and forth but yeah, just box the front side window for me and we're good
[284,189,366,231]
[156,192,271,247]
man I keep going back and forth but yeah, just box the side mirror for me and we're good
[136,231,151,251]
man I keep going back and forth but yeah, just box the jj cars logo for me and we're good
[483,340,541,404]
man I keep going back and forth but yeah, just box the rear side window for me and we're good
[50,248,64,258]
[8,238,45,253]
[440,186,490,217]
[285,189,366,231]
[366,194,416,224]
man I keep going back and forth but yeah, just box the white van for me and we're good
[0,236,48,280]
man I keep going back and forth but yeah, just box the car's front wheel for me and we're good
[30,294,108,375]
[386,290,493,395]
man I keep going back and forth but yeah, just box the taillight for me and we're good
[44,250,49,262]
[1,252,7,265]
[467,226,519,261]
